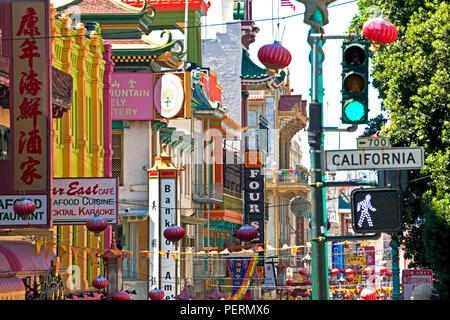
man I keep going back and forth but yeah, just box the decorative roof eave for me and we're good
[241,49,269,80]
[120,0,209,16]
[58,0,155,38]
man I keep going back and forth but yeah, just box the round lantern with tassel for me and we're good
[111,290,130,300]
[331,268,340,275]
[362,16,398,50]
[360,288,377,300]
[13,199,36,219]
[257,41,292,70]
[92,276,108,291]
[148,288,165,300]
[236,225,258,242]
[86,214,109,235]
[163,225,186,242]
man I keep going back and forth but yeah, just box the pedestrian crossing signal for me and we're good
[350,187,403,234]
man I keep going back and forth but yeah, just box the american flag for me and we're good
[280,0,296,10]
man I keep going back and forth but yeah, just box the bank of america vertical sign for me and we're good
[244,151,264,243]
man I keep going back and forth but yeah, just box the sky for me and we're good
[50,0,386,169]
[248,0,385,169]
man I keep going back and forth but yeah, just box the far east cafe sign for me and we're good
[0,0,52,228]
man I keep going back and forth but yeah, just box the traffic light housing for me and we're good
[341,41,370,124]
[350,187,403,234]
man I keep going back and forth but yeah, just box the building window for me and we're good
[121,222,138,279]
[112,131,123,185]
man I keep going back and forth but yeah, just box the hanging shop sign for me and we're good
[0,195,47,226]
[346,256,366,283]
[11,0,52,193]
[110,73,154,120]
[261,262,277,288]
[331,242,344,271]
[148,161,179,300]
[243,167,265,244]
[51,178,118,225]
[153,72,191,119]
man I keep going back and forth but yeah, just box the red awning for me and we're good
[0,276,25,300]
[0,240,56,274]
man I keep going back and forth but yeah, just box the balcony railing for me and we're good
[193,254,227,279]
[192,182,223,204]
[265,169,309,184]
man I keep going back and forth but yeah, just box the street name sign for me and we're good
[357,136,391,149]
[325,147,424,171]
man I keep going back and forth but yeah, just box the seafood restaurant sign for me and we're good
[110,73,154,120]
[51,178,118,224]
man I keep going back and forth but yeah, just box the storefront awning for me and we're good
[0,276,25,300]
[0,241,56,276]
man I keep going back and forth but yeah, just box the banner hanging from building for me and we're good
[225,254,259,300]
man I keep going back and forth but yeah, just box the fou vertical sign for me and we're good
[12,0,51,192]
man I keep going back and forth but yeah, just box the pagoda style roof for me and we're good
[59,0,148,15]
[241,49,268,80]
[121,0,209,15]
[57,0,154,39]
[241,49,286,89]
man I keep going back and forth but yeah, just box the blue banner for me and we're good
[225,254,258,300]
[332,241,344,271]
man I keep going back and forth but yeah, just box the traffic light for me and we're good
[341,41,370,124]
[350,187,403,234]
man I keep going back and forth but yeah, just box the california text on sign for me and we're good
[325,147,424,171]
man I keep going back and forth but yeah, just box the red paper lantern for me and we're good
[286,279,294,286]
[362,17,398,50]
[86,215,109,235]
[257,41,292,70]
[385,271,393,278]
[299,269,308,276]
[92,276,108,290]
[360,288,377,300]
[345,277,354,282]
[379,267,388,274]
[163,225,186,242]
[111,291,130,300]
[148,289,165,300]
[13,199,36,219]
[345,268,355,275]
[236,225,258,242]
[305,279,312,285]
[331,268,340,275]
[364,267,373,276]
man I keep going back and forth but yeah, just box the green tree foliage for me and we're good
[349,0,449,298]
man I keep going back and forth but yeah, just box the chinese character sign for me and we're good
[12,1,51,191]
[110,73,154,120]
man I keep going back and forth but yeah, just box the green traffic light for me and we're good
[344,100,365,122]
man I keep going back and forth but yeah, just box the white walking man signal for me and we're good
[356,194,376,228]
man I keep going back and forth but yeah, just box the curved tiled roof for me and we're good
[241,49,268,80]
[61,0,145,14]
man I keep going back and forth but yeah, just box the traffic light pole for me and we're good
[308,32,362,300]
